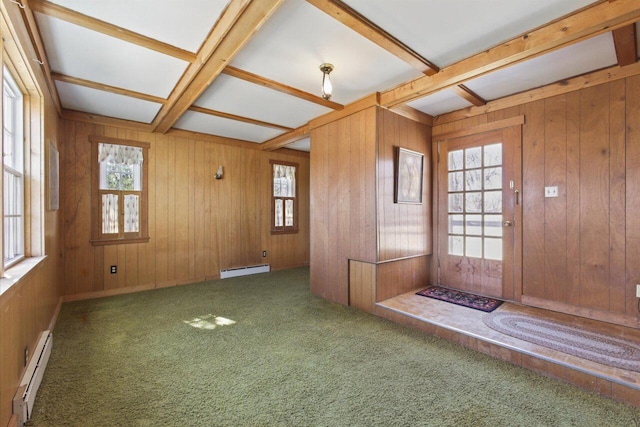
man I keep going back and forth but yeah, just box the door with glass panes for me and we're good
[437,127,520,300]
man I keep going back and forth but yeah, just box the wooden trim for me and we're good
[88,135,151,149]
[62,283,158,302]
[434,61,640,125]
[309,92,380,130]
[52,72,167,104]
[305,0,438,75]
[47,297,63,331]
[433,115,525,140]
[90,236,150,246]
[222,65,344,110]
[188,105,292,131]
[261,124,309,151]
[612,24,638,67]
[29,0,196,62]
[451,84,486,107]
[387,104,433,126]
[164,128,260,150]
[381,0,640,107]
[153,0,283,133]
[272,147,310,158]
[61,109,154,132]
[521,295,640,329]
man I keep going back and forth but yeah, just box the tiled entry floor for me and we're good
[375,291,640,407]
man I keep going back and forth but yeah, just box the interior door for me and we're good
[437,127,521,300]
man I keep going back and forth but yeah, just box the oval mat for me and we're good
[483,311,640,373]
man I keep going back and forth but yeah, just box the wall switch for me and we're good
[110,265,117,274]
[636,284,640,298]
[262,251,267,258]
[544,186,558,198]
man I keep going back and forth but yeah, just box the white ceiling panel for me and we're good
[230,0,422,105]
[47,0,229,52]
[286,137,311,152]
[343,0,598,68]
[194,74,332,128]
[35,13,188,98]
[407,89,472,117]
[174,111,285,143]
[56,81,162,123]
[464,33,617,101]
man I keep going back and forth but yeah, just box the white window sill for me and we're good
[0,256,47,296]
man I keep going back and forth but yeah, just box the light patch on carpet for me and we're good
[183,314,236,330]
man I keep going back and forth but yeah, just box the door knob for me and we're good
[503,220,513,227]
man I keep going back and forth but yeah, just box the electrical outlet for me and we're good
[544,186,558,198]
[636,284,640,298]
[110,265,117,274]
[262,251,267,258]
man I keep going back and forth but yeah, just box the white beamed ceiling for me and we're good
[27,0,638,151]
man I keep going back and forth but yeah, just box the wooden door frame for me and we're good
[432,117,523,302]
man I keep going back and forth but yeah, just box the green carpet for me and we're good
[29,267,640,426]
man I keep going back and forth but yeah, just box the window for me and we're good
[271,160,298,234]
[3,67,24,268]
[91,136,149,245]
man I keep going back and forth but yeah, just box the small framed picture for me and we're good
[394,147,424,204]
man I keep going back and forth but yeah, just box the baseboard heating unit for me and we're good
[13,330,52,426]
[220,264,270,279]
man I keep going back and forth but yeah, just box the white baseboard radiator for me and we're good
[220,264,270,279]
[13,330,52,426]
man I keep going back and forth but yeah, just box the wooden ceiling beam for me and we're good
[222,65,344,110]
[188,105,293,131]
[451,84,486,107]
[381,0,640,108]
[51,72,167,104]
[306,0,438,76]
[153,0,284,134]
[29,0,196,62]
[261,124,309,151]
[60,109,154,132]
[612,23,638,67]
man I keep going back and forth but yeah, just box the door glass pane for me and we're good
[448,194,463,213]
[465,215,482,236]
[484,167,502,190]
[449,236,463,256]
[485,238,502,260]
[484,191,501,213]
[448,150,463,171]
[465,170,482,191]
[465,192,482,212]
[484,215,503,237]
[465,147,482,168]
[465,237,482,258]
[448,171,463,192]
[448,214,463,234]
[484,143,502,166]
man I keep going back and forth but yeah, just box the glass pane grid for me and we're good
[446,143,503,260]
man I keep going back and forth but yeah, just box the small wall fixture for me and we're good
[319,63,334,100]
[214,166,223,180]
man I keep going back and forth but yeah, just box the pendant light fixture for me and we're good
[319,63,334,100]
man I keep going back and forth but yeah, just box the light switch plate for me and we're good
[544,186,558,198]
[636,284,640,298]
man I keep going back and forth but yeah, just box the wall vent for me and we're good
[13,330,52,426]
[220,264,270,279]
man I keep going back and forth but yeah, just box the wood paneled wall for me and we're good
[62,121,309,298]
[0,89,63,427]
[311,106,432,306]
[433,76,640,327]
[378,108,432,261]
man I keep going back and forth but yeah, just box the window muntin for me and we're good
[447,143,503,260]
[3,67,24,268]
[271,161,298,234]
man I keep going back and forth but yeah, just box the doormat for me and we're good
[416,286,503,312]
[483,312,640,373]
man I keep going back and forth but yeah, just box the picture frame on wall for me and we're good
[48,140,59,210]
[394,146,424,204]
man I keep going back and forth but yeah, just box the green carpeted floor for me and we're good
[30,267,640,426]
